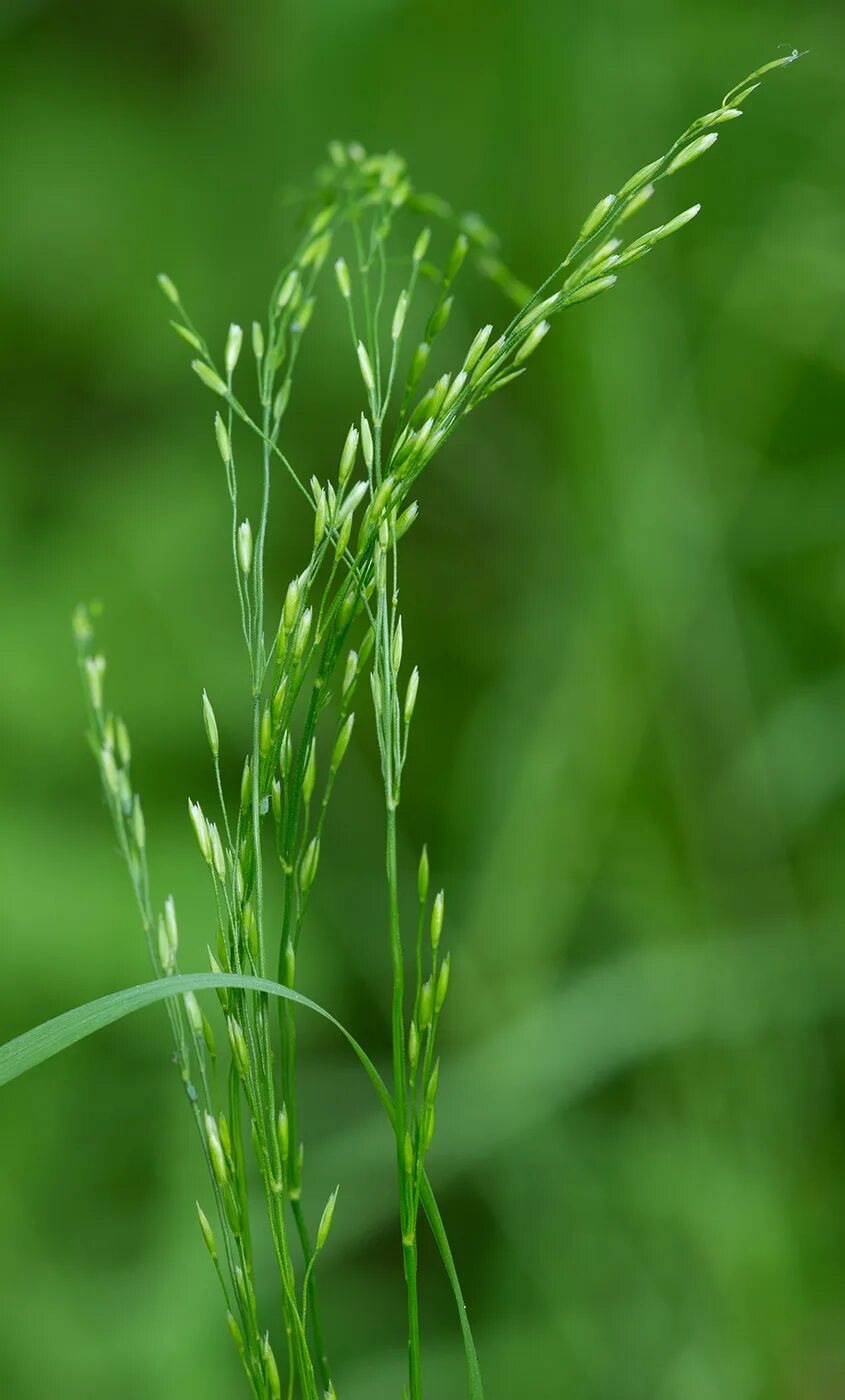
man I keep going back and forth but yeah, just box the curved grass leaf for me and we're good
[0,970,483,1400]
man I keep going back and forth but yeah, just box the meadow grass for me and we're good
[2,49,801,1400]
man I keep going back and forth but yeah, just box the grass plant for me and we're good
[1,50,801,1400]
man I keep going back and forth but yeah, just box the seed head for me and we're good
[192,360,228,397]
[360,413,374,470]
[565,274,617,306]
[299,836,320,893]
[413,227,431,263]
[227,1017,249,1077]
[251,320,265,362]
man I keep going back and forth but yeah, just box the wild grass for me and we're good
[3,48,801,1400]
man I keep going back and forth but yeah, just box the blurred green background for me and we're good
[1,2,844,1397]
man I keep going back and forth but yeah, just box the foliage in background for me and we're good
[1,4,843,1398]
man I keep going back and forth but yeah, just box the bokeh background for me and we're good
[2,2,844,1397]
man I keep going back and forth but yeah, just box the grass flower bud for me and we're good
[251,320,265,362]
[427,295,453,340]
[442,370,467,414]
[196,1202,217,1259]
[462,324,494,375]
[404,1130,414,1176]
[316,1187,339,1251]
[418,845,429,902]
[469,335,505,385]
[413,227,431,263]
[426,1059,440,1106]
[260,704,272,758]
[283,573,302,632]
[337,478,368,526]
[408,1020,419,1069]
[565,274,617,305]
[262,1338,282,1400]
[331,713,354,771]
[419,978,433,1030]
[242,902,258,960]
[338,423,359,486]
[116,719,131,767]
[342,650,358,697]
[618,181,655,223]
[85,655,106,710]
[188,799,212,862]
[294,298,314,335]
[334,514,352,559]
[395,501,419,540]
[271,676,287,726]
[192,360,227,397]
[360,413,374,469]
[293,606,312,663]
[101,745,119,795]
[240,758,251,812]
[131,795,145,849]
[357,341,376,395]
[408,341,431,393]
[157,915,174,973]
[225,323,242,375]
[334,257,351,299]
[303,738,317,804]
[514,319,550,364]
[392,289,408,342]
[314,488,327,546]
[271,778,282,823]
[445,233,469,283]
[273,381,290,422]
[435,952,451,1011]
[214,412,231,464]
[299,837,320,893]
[283,938,295,987]
[157,273,180,305]
[204,1114,228,1192]
[280,732,292,781]
[277,1104,289,1164]
[391,618,404,675]
[184,991,203,1037]
[202,690,219,757]
[237,519,253,575]
[227,1017,249,1077]
[277,269,299,310]
[659,203,702,238]
[209,822,226,882]
[578,193,615,242]
[431,889,444,950]
[404,666,419,725]
[667,131,718,172]
[423,1105,436,1153]
[172,323,201,350]
[163,895,178,959]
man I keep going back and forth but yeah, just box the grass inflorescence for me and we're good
[67,50,799,1400]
